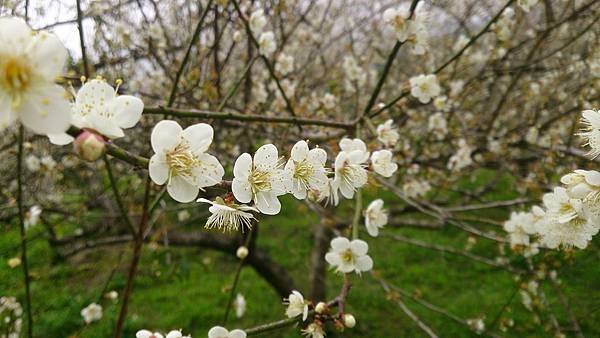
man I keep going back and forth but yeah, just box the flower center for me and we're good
[393,16,407,30]
[293,160,314,182]
[559,203,575,215]
[341,249,354,264]
[2,58,32,106]
[249,169,272,192]
[166,143,198,178]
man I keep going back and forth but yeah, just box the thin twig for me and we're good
[167,0,213,107]
[103,154,136,235]
[113,176,152,338]
[17,125,33,338]
[76,0,90,78]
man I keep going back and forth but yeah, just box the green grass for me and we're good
[1,169,599,337]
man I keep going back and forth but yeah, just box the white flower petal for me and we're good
[255,191,281,215]
[167,175,198,203]
[28,32,68,80]
[110,95,143,129]
[136,330,152,338]
[181,123,213,154]
[584,170,600,186]
[234,153,253,178]
[87,114,124,139]
[309,147,327,165]
[194,153,225,188]
[232,178,252,203]
[208,326,229,338]
[75,80,115,111]
[151,120,182,153]
[331,237,350,251]
[350,239,369,255]
[19,84,71,134]
[166,330,182,338]
[291,140,309,162]
[0,92,17,130]
[229,329,247,338]
[47,133,74,145]
[0,17,32,50]
[149,154,169,185]
[356,255,373,272]
[254,144,279,170]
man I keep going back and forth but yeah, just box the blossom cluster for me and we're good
[0,297,22,338]
[503,110,600,250]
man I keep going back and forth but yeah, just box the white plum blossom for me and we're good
[40,155,56,169]
[538,187,600,249]
[408,17,429,55]
[80,303,102,324]
[559,170,600,224]
[342,56,366,87]
[364,199,388,237]
[466,318,486,334]
[249,9,267,34]
[165,330,190,338]
[285,140,329,200]
[409,74,441,104]
[403,179,432,198]
[48,79,143,145]
[578,109,600,158]
[447,139,474,171]
[24,205,42,229]
[325,237,373,274]
[284,290,309,321]
[136,330,165,338]
[233,293,246,318]
[518,0,539,12]
[275,53,294,75]
[494,8,515,42]
[208,326,246,338]
[503,211,536,248]
[197,197,257,232]
[428,112,447,140]
[25,155,41,172]
[301,323,325,338]
[258,31,276,57]
[376,119,399,147]
[0,17,71,135]
[317,178,341,206]
[560,169,600,201]
[149,120,225,203]
[383,6,412,42]
[371,150,398,177]
[232,144,289,215]
[177,210,191,222]
[333,138,369,199]
[137,330,190,338]
[321,93,337,110]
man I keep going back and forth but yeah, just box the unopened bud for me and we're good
[236,246,249,259]
[343,314,356,328]
[74,130,105,161]
[315,302,327,314]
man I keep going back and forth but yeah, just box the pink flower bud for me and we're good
[74,130,105,162]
